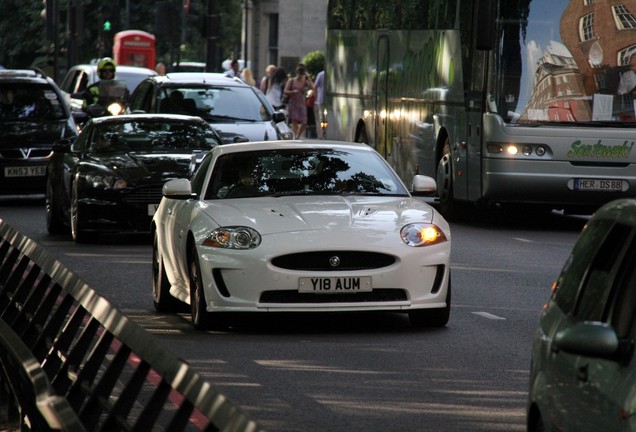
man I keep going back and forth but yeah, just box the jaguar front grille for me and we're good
[271,251,396,271]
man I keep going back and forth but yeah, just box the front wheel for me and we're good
[45,177,66,234]
[152,232,181,313]
[71,183,95,243]
[436,139,467,221]
[409,277,451,327]
[189,245,214,330]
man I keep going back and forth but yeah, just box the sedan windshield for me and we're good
[159,86,270,122]
[89,120,220,154]
[0,84,67,121]
[206,148,409,199]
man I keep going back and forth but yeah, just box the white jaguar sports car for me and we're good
[151,140,452,330]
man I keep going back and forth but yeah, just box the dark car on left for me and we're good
[45,113,222,242]
[0,69,79,195]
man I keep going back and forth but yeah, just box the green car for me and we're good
[528,199,636,431]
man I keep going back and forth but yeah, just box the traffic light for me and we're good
[101,5,113,33]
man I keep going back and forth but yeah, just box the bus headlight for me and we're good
[506,145,518,155]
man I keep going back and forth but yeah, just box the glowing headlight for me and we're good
[203,226,262,249]
[400,223,447,247]
[280,131,294,140]
[107,102,125,116]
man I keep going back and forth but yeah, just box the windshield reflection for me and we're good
[495,0,636,125]
[208,149,409,199]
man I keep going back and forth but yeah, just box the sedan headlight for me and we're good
[203,226,262,249]
[400,223,447,247]
[82,174,127,190]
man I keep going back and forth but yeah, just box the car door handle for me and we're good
[576,364,589,382]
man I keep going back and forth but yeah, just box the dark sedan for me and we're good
[45,113,222,242]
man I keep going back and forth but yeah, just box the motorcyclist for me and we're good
[82,58,128,115]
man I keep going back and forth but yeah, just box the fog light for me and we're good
[506,145,518,155]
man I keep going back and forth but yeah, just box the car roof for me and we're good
[0,69,52,84]
[69,64,157,75]
[150,72,248,86]
[212,140,376,155]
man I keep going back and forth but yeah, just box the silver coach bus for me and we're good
[325,0,636,218]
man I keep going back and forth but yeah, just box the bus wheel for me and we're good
[436,140,464,221]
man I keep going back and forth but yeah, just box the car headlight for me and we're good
[400,223,447,247]
[107,102,125,116]
[203,226,262,249]
[82,174,127,190]
[279,130,294,140]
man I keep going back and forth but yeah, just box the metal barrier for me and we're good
[0,220,262,432]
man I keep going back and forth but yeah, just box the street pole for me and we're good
[243,0,248,68]
[205,0,219,72]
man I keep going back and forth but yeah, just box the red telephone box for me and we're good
[113,30,156,70]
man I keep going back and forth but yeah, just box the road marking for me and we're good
[513,237,532,243]
[472,311,506,320]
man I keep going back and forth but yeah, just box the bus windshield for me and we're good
[496,0,636,125]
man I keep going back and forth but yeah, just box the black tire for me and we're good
[71,183,96,243]
[528,410,545,432]
[45,178,66,234]
[189,245,213,330]
[152,232,181,313]
[409,277,451,327]
[436,139,467,221]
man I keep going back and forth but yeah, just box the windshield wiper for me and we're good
[206,114,257,122]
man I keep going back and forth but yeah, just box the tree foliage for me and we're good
[302,50,324,79]
[0,0,243,71]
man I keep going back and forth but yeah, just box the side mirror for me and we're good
[52,138,74,153]
[162,178,196,200]
[87,104,106,117]
[72,111,89,125]
[554,322,620,360]
[412,175,437,194]
[272,111,286,123]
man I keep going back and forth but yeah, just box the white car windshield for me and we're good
[206,148,409,199]
[159,86,270,122]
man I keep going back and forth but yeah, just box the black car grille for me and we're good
[0,148,52,160]
[259,289,408,303]
[271,251,396,271]
[124,185,164,205]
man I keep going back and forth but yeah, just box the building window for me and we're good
[613,5,636,29]
[580,13,595,41]
[618,45,636,65]
[584,0,593,4]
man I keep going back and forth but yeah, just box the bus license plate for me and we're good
[299,276,372,293]
[4,166,46,177]
[571,178,627,192]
